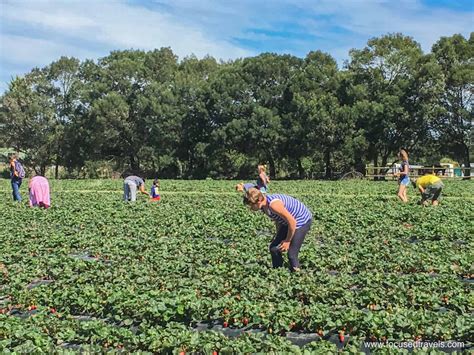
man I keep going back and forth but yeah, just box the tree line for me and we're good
[1,33,472,179]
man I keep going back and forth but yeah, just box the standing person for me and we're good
[151,178,161,201]
[256,164,270,193]
[244,188,312,271]
[9,154,25,202]
[413,172,444,206]
[28,176,50,208]
[123,175,149,202]
[396,149,410,203]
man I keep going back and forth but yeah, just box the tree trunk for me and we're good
[130,154,139,173]
[55,160,59,179]
[268,154,276,179]
[381,154,389,181]
[463,143,471,180]
[40,165,46,176]
[354,152,365,175]
[324,149,332,179]
[373,153,379,181]
[297,158,305,179]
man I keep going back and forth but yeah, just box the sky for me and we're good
[0,0,473,93]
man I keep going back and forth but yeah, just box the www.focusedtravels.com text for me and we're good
[363,340,466,350]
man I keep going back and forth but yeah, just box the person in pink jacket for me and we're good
[28,176,51,208]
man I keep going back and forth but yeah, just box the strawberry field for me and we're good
[0,179,472,353]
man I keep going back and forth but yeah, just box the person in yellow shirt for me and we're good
[413,172,444,206]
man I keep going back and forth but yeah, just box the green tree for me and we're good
[45,56,81,177]
[347,33,443,176]
[0,73,55,174]
[432,33,474,178]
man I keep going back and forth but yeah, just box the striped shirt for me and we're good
[264,194,312,229]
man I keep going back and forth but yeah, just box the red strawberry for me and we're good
[50,308,56,313]
[339,331,345,342]
[223,321,228,328]
[28,305,37,311]
[212,352,218,355]
[317,329,323,337]
[242,318,249,326]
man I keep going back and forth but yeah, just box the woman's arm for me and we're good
[268,200,297,251]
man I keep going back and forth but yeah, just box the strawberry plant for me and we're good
[0,179,472,352]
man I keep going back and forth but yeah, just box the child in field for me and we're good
[412,172,444,206]
[256,164,270,193]
[151,179,161,201]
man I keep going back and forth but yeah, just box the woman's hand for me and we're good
[278,241,290,252]
[268,200,297,245]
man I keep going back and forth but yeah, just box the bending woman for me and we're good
[29,176,50,208]
[244,188,312,271]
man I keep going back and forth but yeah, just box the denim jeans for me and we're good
[123,181,137,202]
[269,219,312,270]
[11,178,22,201]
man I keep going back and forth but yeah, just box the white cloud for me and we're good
[0,0,472,92]
[0,34,100,66]
[0,0,253,61]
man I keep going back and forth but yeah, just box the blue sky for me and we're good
[0,0,472,93]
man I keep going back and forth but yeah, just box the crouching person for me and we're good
[29,176,50,208]
[413,173,444,206]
